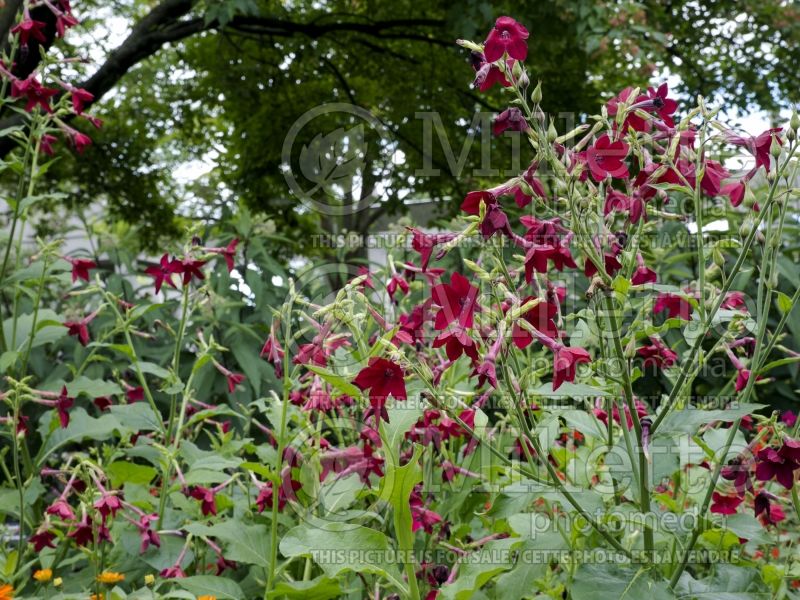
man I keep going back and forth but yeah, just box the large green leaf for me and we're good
[279,522,405,592]
[185,520,271,567]
[571,563,675,600]
[173,576,244,599]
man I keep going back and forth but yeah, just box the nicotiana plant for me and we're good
[1,9,800,600]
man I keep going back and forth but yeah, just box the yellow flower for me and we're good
[53,578,63,587]
[33,569,52,583]
[144,574,155,585]
[0,583,12,600]
[96,571,125,584]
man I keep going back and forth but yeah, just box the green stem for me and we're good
[265,299,294,597]
[651,147,797,435]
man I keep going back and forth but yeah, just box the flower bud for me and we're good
[517,70,530,90]
[770,136,782,158]
[547,120,558,143]
[739,217,754,239]
[531,81,542,104]
[712,246,726,268]
[705,263,721,282]
[743,186,757,208]
[791,110,800,132]
[788,127,796,141]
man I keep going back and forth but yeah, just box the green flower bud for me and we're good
[770,136,782,158]
[739,217,754,240]
[791,110,800,132]
[531,81,542,104]
[547,120,558,143]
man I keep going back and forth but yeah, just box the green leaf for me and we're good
[36,408,126,465]
[65,376,123,399]
[655,404,765,436]
[106,461,157,487]
[279,522,405,592]
[173,576,244,599]
[109,403,163,432]
[267,576,342,600]
[3,309,65,351]
[776,291,793,315]
[572,563,675,600]
[439,538,518,599]
[306,364,361,397]
[185,520,271,567]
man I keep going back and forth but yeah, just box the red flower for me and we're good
[432,272,481,330]
[94,493,123,520]
[754,490,784,525]
[514,162,547,207]
[353,357,407,422]
[710,491,743,515]
[209,238,239,272]
[123,385,142,403]
[63,309,99,347]
[484,16,529,62]
[65,257,96,283]
[40,133,58,156]
[227,372,245,392]
[493,107,529,136]
[637,339,677,369]
[551,345,591,391]
[260,326,285,378]
[586,134,629,182]
[46,498,76,521]
[11,77,59,113]
[432,328,480,362]
[631,263,657,284]
[470,53,513,92]
[65,129,92,154]
[584,253,622,278]
[511,299,559,349]
[479,203,513,239]
[56,385,74,428]
[64,319,90,346]
[256,467,301,511]
[654,293,692,320]
[722,181,746,207]
[189,486,218,516]
[145,254,179,293]
[387,273,410,301]
[55,10,79,37]
[174,257,207,285]
[94,396,113,411]
[755,447,798,489]
[407,228,456,272]
[29,530,57,552]
[356,266,375,290]
[11,18,47,45]
[606,87,649,133]
[460,190,495,216]
[70,88,94,115]
[160,566,186,579]
[641,83,678,127]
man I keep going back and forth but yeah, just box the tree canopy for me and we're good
[3,0,798,251]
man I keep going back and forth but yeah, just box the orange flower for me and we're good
[197,596,217,600]
[96,571,125,584]
[0,584,13,600]
[33,569,52,583]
